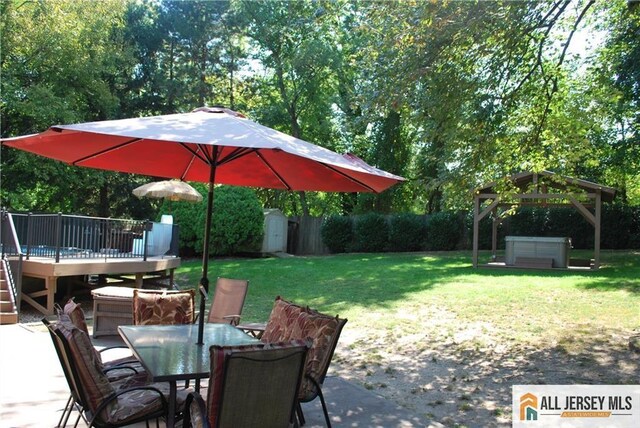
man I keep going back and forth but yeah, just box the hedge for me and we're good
[320,205,640,253]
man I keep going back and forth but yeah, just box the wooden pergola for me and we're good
[472,171,616,270]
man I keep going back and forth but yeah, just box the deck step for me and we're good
[0,312,19,325]
[0,301,14,312]
[514,257,554,268]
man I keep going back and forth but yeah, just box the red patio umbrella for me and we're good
[2,107,404,344]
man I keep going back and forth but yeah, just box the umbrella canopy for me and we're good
[133,180,203,203]
[3,107,402,193]
[2,106,404,344]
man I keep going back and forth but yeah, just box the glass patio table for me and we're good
[118,323,260,428]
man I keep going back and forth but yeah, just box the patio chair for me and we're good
[181,341,310,428]
[45,318,190,427]
[60,298,143,373]
[132,288,196,325]
[51,300,145,427]
[261,296,348,428]
[206,277,249,326]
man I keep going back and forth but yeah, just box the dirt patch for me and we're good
[330,307,640,427]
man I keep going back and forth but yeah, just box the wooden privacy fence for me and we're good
[287,216,329,255]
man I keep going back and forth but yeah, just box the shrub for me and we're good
[320,216,353,253]
[601,204,637,250]
[388,213,426,252]
[508,207,548,236]
[546,208,592,249]
[353,213,389,252]
[425,211,463,251]
[162,184,263,256]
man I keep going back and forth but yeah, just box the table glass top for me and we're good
[118,323,260,382]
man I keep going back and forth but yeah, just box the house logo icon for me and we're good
[520,392,538,421]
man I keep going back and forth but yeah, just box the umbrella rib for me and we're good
[320,163,377,193]
[181,143,212,166]
[71,137,142,165]
[255,151,293,191]
[217,147,256,166]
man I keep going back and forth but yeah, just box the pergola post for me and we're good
[472,195,480,268]
[594,190,602,270]
[491,208,498,261]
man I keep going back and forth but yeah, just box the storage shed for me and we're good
[262,209,288,253]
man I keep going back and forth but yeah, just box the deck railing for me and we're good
[1,210,23,307]
[6,212,179,262]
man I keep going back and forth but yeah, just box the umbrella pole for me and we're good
[197,165,217,345]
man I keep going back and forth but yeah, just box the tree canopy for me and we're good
[1,0,638,218]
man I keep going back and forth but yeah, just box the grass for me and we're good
[175,250,640,348]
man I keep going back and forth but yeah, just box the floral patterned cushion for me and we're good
[60,298,143,379]
[55,321,116,416]
[55,321,188,425]
[132,289,196,325]
[259,297,348,401]
[59,300,106,372]
[63,298,91,336]
[288,310,343,400]
[261,296,306,343]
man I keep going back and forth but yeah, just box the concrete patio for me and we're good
[0,322,438,427]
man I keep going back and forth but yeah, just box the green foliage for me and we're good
[1,0,638,220]
[162,184,263,256]
[425,212,463,251]
[601,205,640,250]
[508,207,548,237]
[388,214,426,252]
[353,213,389,252]
[320,215,354,253]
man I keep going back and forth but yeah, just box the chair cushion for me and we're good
[288,310,341,400]
[261,296,306,343]
[58,300,107,372]
[55,321,115,415]
[133,289,196,325]
[63,298,91,336]
[56,321,187,425]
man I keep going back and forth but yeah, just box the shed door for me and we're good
[266,215,285,252]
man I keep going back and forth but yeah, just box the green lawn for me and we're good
[175,250,639,349]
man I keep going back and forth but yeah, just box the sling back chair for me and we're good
[206,277,249,326]
[181,341,309,428]
[261,296,348,428]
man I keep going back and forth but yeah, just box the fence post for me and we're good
[55,212,62,263]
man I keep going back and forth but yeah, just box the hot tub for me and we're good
[505,236,572,268]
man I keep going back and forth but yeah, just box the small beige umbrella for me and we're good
[133,180,203,202]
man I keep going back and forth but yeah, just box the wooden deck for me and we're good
[20,256,181,315]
